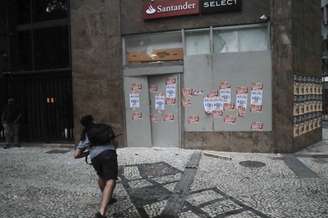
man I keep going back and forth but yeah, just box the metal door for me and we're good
[149,74,181,147]
[124,76,152,147]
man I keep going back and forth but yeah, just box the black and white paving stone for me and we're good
[0,147,327,217]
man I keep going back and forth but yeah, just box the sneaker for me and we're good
[94,212,107,218]
[108,197,117,205]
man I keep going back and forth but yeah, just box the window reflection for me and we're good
[213,27,268,54]
[185,31,210,56]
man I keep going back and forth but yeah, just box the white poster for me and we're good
[203,97,214,113]
[203,96,223,113]
[129,93,140,108]
[250,83,263,112]
[155,95,165,111]
[250,89,263,106]
[236,86,248,109]
[213,97,224,112]
[166,84,176,99]
[219,88,231,104]
[236,94,247,109]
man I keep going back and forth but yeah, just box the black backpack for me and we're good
[87,123,115,146]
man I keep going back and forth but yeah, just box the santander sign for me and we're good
[144,0,200,20]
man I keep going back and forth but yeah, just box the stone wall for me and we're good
[270,0,322,152]
[291,0,322,150]
[70,0,125,144]
[270,0,294,152]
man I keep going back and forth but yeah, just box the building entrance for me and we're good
[124,74,181,147]
[149,74,180,147]
[0,72,73,142]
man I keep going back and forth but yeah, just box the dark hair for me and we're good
[80,115,94,127]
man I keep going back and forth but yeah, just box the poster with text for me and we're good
[236,86,248,117]
[188,115,200,124]
[203,97,214,113]
[192,88,204,96]
[250,82,263,112]
[182,98,192,107]
[219,88,232,105]
[132,111,142,120]
[224,115,236,125]
[182,88,193,97]
[155,95,165,111]
[131,83,142,93]
[166,78,176,99]
[163,112,175,122]
[166,84,176,99]
[212,110,223,119]
[151,113,161,123]
[129,93,140,109]
[251,122,264,131]
[212,97,224,112]
[166,98,176,105]
[149,84,159,93]
[219,81,232,108]
[208,89,218,98]
[204,96,223,114]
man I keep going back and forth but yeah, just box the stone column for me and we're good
[271,0,294,152]
[271,0,322,152]
[70,0,125,144]
[291,0,322,150]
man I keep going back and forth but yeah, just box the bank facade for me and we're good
[71,0,322,152]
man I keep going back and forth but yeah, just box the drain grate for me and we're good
[46,149,70,154]
[239,160,266,168]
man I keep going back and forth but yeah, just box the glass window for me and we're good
[213,30,238,53]
[213,26,268,53]
[125,31,183,64]
[185,31,210,56]
[239,27,268,52]
[33,0,68,22]
[34,26,69,69]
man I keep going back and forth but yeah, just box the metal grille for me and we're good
[0,71,73,142]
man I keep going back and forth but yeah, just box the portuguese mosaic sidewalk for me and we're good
[0,141,328,218]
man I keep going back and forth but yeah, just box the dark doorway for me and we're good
[0,0,73,142]
[2,72,73,142]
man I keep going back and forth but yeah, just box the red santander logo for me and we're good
[144,0,200,20]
